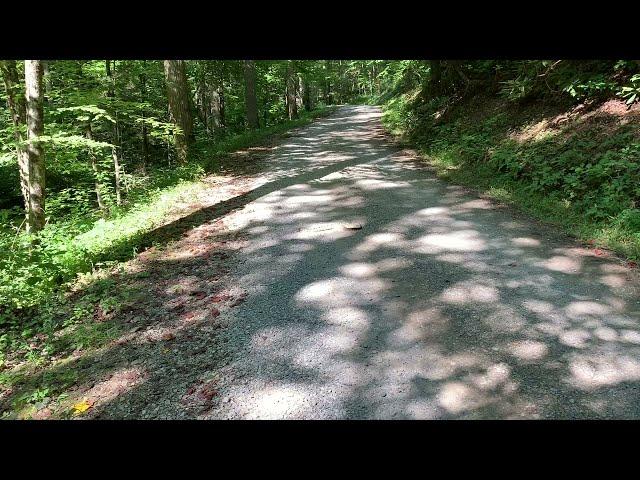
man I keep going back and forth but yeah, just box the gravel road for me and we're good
[190,105,640,419]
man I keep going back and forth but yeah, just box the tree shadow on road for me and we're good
[5,106,640,420]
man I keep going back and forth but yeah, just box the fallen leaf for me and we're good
[627,261,637,269]
[72,399,94,415]
[161,332,175,341]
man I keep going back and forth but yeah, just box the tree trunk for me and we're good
[210,69,225,132]
[1,60,30,223]
[85,123,106,214]
[139,63,149,172]
[286,62,298,120]
[295,73,302,109]
[196,79,210,134]
[370,63,375,97]
[163,60,193,163]
[302,75,312,111]
[106,60,122,206]
[112,140,122,206]
[24,60,46,233]
[42,60,51,100]
[243,60,259,129]
[105,60,114,97]
[210,88,223,131]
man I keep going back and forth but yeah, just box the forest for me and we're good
[2,59,640,420]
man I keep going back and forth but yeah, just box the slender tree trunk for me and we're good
[286,62,298,120]
[163,60,193,163]
[139,63,149,172]
[42,61,51,100]
[369,63,374,97]
[196,79,210,134]
[112,140,122,205]
[24,60,46,233]
[85,122,106,214]
[295,73,302,109]
[243,60,259,129]
[105,60,114,96]
[1,60,30,222]
[210,69,225,132]
[219,82,226,128]
[210,88,223,131]
[302,75,312,111]
[106,60,122,206]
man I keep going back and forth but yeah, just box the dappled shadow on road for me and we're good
[6,106,640,419]
[195,106,640,419]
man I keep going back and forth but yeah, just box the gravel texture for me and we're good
[49,105,640,419]
[206,106,640,419]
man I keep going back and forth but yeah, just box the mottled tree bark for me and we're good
[139,63,150,172]
[196,78,210,134]
[302,75,312,111]
[163,60,193,163]
[85,122,106,214]
[0,60,30,221]
[323,60,333,104]
[286,61,298,120]
[24,60,46,232]
[106,60,122,206]
[243,60,259,129]
[295,73,302,109]
[42,60,52,99]
[210,87,223,130]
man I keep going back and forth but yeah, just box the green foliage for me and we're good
[0,105,334,375]
[562,75,618,101]
[618,73,640,105]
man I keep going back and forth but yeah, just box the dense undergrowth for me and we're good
[0,106,334,372]
[382,91,640,262]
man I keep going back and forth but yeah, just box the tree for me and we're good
[302,77,311,111]
[243,60,259,129]
[0,60,29,222]
[286,61,298,120]
[138,61,150,171]
[163,60,193,163]
[84,116,106,214]
[24,60,46,233]
[105,60,122,206]
[210,63,225,132]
